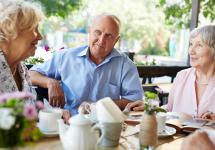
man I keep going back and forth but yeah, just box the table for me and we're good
[19,125,186,150]
[20,111,215,150]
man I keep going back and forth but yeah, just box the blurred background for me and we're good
[29,0,215,68]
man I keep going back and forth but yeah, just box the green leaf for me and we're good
[144,91,158,99]
[155,107,167,113]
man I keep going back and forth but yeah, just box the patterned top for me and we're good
[0,49,36,100]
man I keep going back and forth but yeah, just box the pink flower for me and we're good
[0,94,10,103]
[23,104,37,120]
[59,47,65,50]
[35,101,44,110]
[44,45,50,52]
[0,92,34,103]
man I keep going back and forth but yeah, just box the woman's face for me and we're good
[189,34,215,70]
[9,25,42,61]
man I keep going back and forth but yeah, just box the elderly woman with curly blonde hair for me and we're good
[0,0,43,97]
[0,0,71,121]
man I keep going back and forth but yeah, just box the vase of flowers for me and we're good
[0,92,44,148]
[139,92,166,150]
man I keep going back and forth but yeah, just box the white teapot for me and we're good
[57,110,97,150]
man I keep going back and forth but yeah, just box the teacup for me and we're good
[93,122,122,147]
[156,112,167,133]
[38,108,62,132]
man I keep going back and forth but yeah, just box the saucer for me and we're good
[158,126,176,138]
[37,123,59,137]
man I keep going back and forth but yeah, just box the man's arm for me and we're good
[29,70,65,107]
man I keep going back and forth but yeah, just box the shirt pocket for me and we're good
[102,83,120,100]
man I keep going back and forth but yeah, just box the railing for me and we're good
[137,65,190,84]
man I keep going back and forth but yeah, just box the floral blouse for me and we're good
[0,49,36,100]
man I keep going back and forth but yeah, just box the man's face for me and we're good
[89,17,119,63]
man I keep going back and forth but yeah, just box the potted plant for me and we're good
[139,91,166,150]
[24,45,65,69]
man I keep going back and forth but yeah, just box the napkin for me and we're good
[43,98,62,114]
[43,98,53,110]
[96,97,125,123]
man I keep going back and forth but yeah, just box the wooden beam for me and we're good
[190,0,200,30]
[188,0,200,65]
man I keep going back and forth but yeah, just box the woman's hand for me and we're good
[62,110,71,124]
[181,130,215,150]
[200,111,215,120]
[125,100,144,111]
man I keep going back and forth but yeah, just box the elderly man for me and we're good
[29,14,144,115]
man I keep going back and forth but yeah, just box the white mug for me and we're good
[156,112,167,133]
[38,108,62,132]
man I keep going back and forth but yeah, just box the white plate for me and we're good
[158,126,176,138]
[37,123,59,137]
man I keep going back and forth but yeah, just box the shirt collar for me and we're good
[77,46,89,57]
[77,46,121,64]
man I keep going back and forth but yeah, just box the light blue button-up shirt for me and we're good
[31,46,143,114]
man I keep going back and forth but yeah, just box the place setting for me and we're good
[37,99,63,137]
[156,112,176,138]
[124,112,177,138]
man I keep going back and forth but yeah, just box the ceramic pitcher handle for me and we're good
[92,123,101,136]
[92,123,105,143]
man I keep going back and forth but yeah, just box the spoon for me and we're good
[123,107,130,116]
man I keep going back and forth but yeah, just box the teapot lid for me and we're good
[69,114,91,125]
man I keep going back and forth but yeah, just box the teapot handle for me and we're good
[92,123,104,140]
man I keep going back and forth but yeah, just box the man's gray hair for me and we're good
[89,13,121,34]
[190,25,215,53]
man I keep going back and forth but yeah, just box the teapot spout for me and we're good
[57,119,69,141]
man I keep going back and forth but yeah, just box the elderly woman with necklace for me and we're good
[0,0,43,98]
[0,0,71,122]
[0,0,43,97]
[167,25,215,119]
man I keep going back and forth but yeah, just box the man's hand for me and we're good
[62,110,71,124]
[125,100,144,111]
[181,130,215,150]
[47,79,65,108]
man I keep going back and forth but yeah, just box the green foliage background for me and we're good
[34,0,82,18]
[158,0,215,28]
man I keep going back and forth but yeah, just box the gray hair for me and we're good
[190,25,215,53]
[0,0,44,42]
[90,13,121,35]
